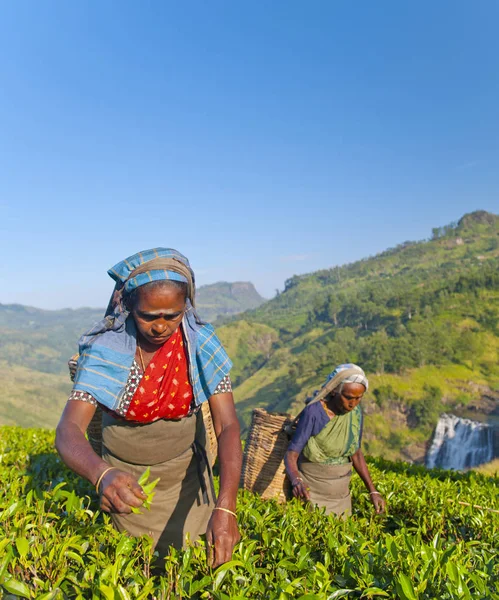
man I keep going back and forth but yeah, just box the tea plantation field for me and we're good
[0,427,498,599]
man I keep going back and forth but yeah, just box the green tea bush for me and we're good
[1,427,498,599]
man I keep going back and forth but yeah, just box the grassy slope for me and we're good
[0,362,71,428]
[476,458,499,475]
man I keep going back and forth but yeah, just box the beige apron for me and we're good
[299,458,352,518]
[101,410,215,556]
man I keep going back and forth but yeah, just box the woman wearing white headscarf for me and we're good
[284,364,385,517]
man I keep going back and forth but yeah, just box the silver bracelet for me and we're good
[369,491,382,496]
[291,477,304,487]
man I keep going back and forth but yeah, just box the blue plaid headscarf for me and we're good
[107,248,192,295]
[73,248,232,411]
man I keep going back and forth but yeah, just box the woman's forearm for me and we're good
[351,449,376,492]
[285,450,310,500]
[55,421,108,486]
[284,450,301,483]
[216,422,242,512]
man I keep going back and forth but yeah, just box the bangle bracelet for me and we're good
[213,507,237,518]
[95,466,117,494]
[369,491,382,496]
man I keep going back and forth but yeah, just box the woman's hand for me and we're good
[99,469,147,514]
[284,450,310,502]
[369,491,386,514]
[291,477,311,502]
[351,449,386,514]
[206,509,241,567]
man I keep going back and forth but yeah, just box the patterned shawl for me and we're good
[72,248,232,411]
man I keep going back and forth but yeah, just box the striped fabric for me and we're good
[108,248,191,292]
[73,248,232,411]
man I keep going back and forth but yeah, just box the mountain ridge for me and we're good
[196,281,265,321]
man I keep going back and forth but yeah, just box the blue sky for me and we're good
[1,1,498,309]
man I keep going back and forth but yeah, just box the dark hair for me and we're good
[123,279,188,312]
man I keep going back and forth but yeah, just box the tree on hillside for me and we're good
[411,384,443,428]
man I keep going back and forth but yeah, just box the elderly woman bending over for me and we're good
[284,364,385,517]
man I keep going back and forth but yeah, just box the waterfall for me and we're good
[426,413,495,470]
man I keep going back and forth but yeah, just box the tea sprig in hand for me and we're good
[131,467,160,514]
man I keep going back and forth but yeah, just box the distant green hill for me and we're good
[216,210,499,461]
[0,362,71,429]
[196,281,265,322]
[0,280,264,428]
[0,304,103,375]
[0,281,264,376]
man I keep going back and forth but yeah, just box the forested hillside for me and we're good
[217,210,499,461]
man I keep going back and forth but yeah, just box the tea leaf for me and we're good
[2,577,31,598]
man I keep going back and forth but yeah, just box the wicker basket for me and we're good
[68,354,217,464]
[241,408,294,502]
